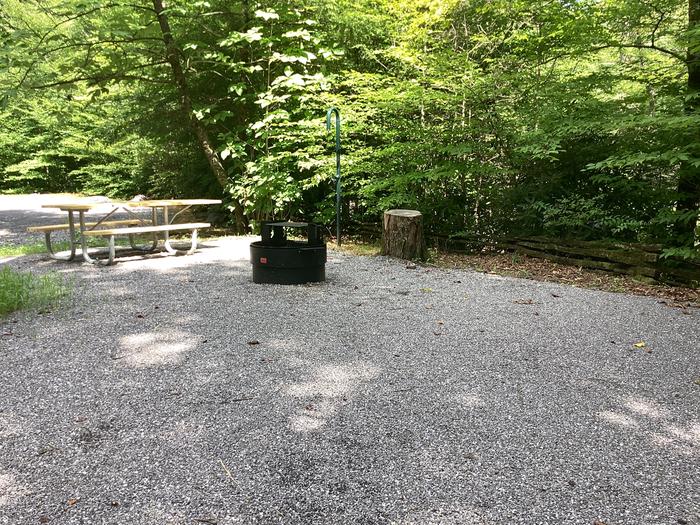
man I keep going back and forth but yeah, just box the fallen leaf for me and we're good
[633,341,646,348]
[436,320,444,325]
[67,498,79,506]
[39,517,49,524]
[247,340,260,345]
[420,287,433,293]
[37,445,57,456]
[513,299,536,305]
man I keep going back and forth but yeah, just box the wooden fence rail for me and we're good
[503,237,700,286]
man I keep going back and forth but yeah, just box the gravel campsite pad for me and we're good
[0,209,698,524]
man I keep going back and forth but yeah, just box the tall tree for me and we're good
[678,0,700,242]
[151,0,247,231]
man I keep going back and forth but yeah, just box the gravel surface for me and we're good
[0,197,699,525]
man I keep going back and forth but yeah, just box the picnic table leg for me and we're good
[163,228,199,255]
[161,206,176,253]
[84,234,115,266]
[79,212,100,265]
[106,235,116,265]
[163,205,170,242]
[79,216,116,266]
[150,207,159,249]
[128,207,159,252]
[44,211,77,261]
[162,206,200,255]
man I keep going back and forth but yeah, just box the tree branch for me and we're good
[42,37,163,56]
[591,43,685,63]
[18,1,158,88]
[650,11,666,47]
[28,60,170,89]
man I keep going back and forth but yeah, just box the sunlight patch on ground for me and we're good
[598,397,700,456]
[0,473,29,508]
[109,237,254,273]
[622,396,667,419]
[649,425,699,456]
[284,363,379,433]
[597,410,639,428]
[160,419,208,445]
[456,393,486,409]
[0,413,22,439]
[117,330,195,367]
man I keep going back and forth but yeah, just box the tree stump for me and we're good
[381,209,426,260]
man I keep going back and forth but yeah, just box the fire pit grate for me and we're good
[250,221,326,284]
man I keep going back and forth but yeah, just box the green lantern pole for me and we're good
[326,107,341,246]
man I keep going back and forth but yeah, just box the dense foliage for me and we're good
[0,0,698,254]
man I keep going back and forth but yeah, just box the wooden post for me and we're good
[381,209,426,260]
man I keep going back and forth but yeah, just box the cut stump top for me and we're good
[385,209,422,218]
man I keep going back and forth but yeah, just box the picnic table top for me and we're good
[42,198,222,211]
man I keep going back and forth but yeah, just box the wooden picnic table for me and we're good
[30,198,222,265]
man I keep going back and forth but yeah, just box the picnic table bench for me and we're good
[28,198,221,265]
[82,222,210,265]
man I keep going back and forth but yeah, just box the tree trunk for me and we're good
[152,0,247,233]
[676,0,700,244]
[381,209,426,260]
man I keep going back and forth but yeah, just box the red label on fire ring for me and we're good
[260,257,268,264]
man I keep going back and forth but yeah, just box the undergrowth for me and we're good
[0,266,71,317]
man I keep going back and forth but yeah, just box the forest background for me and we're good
[1,0,699,259]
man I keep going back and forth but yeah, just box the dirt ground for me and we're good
[336,238,700,307]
